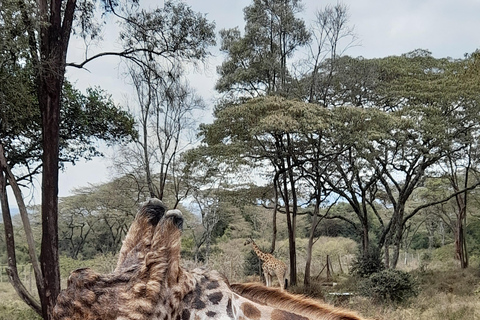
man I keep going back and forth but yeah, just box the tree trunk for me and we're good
[304,206,318,287]
[281,171,297,286]
[362,218,369,255]
[390,216,404,269]
[269,178,279,253]
[37,0,76,315]
[287,164,298,287]
[39,76,62,320]
[455,204,468,268]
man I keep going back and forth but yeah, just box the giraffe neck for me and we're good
[251,241,269,262]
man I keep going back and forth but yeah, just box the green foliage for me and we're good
[432,243,455,262]
[466,219,480,257]
[244,248,263,278]
[60,83,137,162]
[350,245,385,278]
[119,0,216,64]
[0,304,41,320]
[410,232,430,250]
[1,80,136,177]
[216,0,310,97]
[359,269,418,304]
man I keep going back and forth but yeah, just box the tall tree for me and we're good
[0,0,215,318]
[303,3,357,104]
[0,81,135,316]
[216,0,310,99]
[200,96,325,286]
[213,0,309,286]
[120,62,206,201]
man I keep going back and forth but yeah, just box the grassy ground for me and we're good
[0,282,40,320]
[1,251,480,320]
[326,268,480,320]
[2,267,479,320]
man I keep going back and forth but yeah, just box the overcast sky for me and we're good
[53,0,480,201]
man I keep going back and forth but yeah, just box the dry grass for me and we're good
[1,244,480,320]
[333,268,480,320]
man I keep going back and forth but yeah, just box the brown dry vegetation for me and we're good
[346,268,480,320]
[2,240,480,320]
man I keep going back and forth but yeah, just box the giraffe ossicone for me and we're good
[54,198,367,320]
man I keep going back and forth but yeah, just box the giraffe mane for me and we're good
[230,282,366,320]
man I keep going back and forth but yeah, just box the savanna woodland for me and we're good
[1,0,480,319]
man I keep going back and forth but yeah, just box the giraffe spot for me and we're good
[181,309,190,320]
[206,280,220,289]
[241,302,261,320]
[183,292,194,304]
[193,297,206,309]
[206,311,217,317]
[226,298,233,318]
[194,283,203,296]
[271,309,309,320]
[207,292,223,305]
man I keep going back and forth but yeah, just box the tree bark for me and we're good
[37,0,76,317]
[269,176,279,253]
[304,205,318,287]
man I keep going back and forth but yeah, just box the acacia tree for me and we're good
[200,96,325,286]
[0,0,215,318]
[57,179,140,259]
[213,0,309,287]
[328,51,480,268]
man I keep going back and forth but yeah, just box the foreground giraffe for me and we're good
[244,237,287,291]
[54,198,366,320]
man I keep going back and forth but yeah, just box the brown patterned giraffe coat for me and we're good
[53,199,367,320]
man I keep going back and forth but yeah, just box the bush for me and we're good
[359,269,418,304]
[244,249,263,278]
[350,245,384,278]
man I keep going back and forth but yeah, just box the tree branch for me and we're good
[0,147,42,315]
[66,48,168,69]
[404,180,480,222]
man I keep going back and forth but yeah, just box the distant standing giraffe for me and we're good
[244,237,287,291]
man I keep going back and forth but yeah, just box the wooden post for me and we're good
[326,255,331,280]
[338,255,344,274]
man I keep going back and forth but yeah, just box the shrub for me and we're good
[350,245,384,278]
[244,249,263,278]
[359,269,418,304]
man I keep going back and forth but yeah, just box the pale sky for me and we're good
[54,0,480,201]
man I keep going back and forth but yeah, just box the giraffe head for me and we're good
[54,199,187,320]
[116,198,183,271]
[244,236,254,246]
